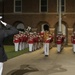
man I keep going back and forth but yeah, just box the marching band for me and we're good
[13,31,43,52]
[13,30,54,56]
[13,28,75,56]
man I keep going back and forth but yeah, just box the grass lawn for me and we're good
[4,45,29,59]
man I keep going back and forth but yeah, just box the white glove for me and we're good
[47,38,51,40]
[0,20,7,26]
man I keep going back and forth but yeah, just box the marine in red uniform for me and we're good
[56,32,63,53]
[33,32,38,50]
[13,34,20,52]
[18,32,24,50]
[23,33,28,49]
[43,31,51,57]
[71,31,75,52]
[27,32,34,52]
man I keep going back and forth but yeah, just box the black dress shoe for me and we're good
[45,55,48,57]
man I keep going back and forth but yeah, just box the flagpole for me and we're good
[58,0,62,32]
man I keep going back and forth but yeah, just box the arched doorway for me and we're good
[36,21,50,32]
[44,24,49,31]
[73,23,75,31]
[17,23,25,31]
[13,21,25,31]
[42,24,49,31]
[55,21,68,45]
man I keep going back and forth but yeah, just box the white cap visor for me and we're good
[0,16,2,19]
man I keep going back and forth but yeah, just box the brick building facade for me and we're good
[0,0,75,45]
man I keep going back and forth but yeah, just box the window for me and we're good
[57,0,66,13]
[40,0,48,12]
[14,0,22,13]
[61,0,65,12]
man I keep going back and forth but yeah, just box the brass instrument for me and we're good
[43,31,49,42]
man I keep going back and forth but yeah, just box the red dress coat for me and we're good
[28,36,34,44]
[71,36,75,44]
[13,37,20,43]
[56,36,63,44]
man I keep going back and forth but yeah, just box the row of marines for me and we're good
[13,30,75,57]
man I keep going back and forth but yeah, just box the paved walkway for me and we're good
[3,47,75,75]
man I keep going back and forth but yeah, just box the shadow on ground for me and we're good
[6,64,67,75]
[48,64,67,74]
[6,64,39,75]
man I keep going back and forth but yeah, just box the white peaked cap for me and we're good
[30,32,33,34]
[34,32,36,33]
[0,16,2,19]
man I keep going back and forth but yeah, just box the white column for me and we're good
[58,0,62,32]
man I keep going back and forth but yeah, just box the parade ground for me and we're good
[3,46,75,75]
